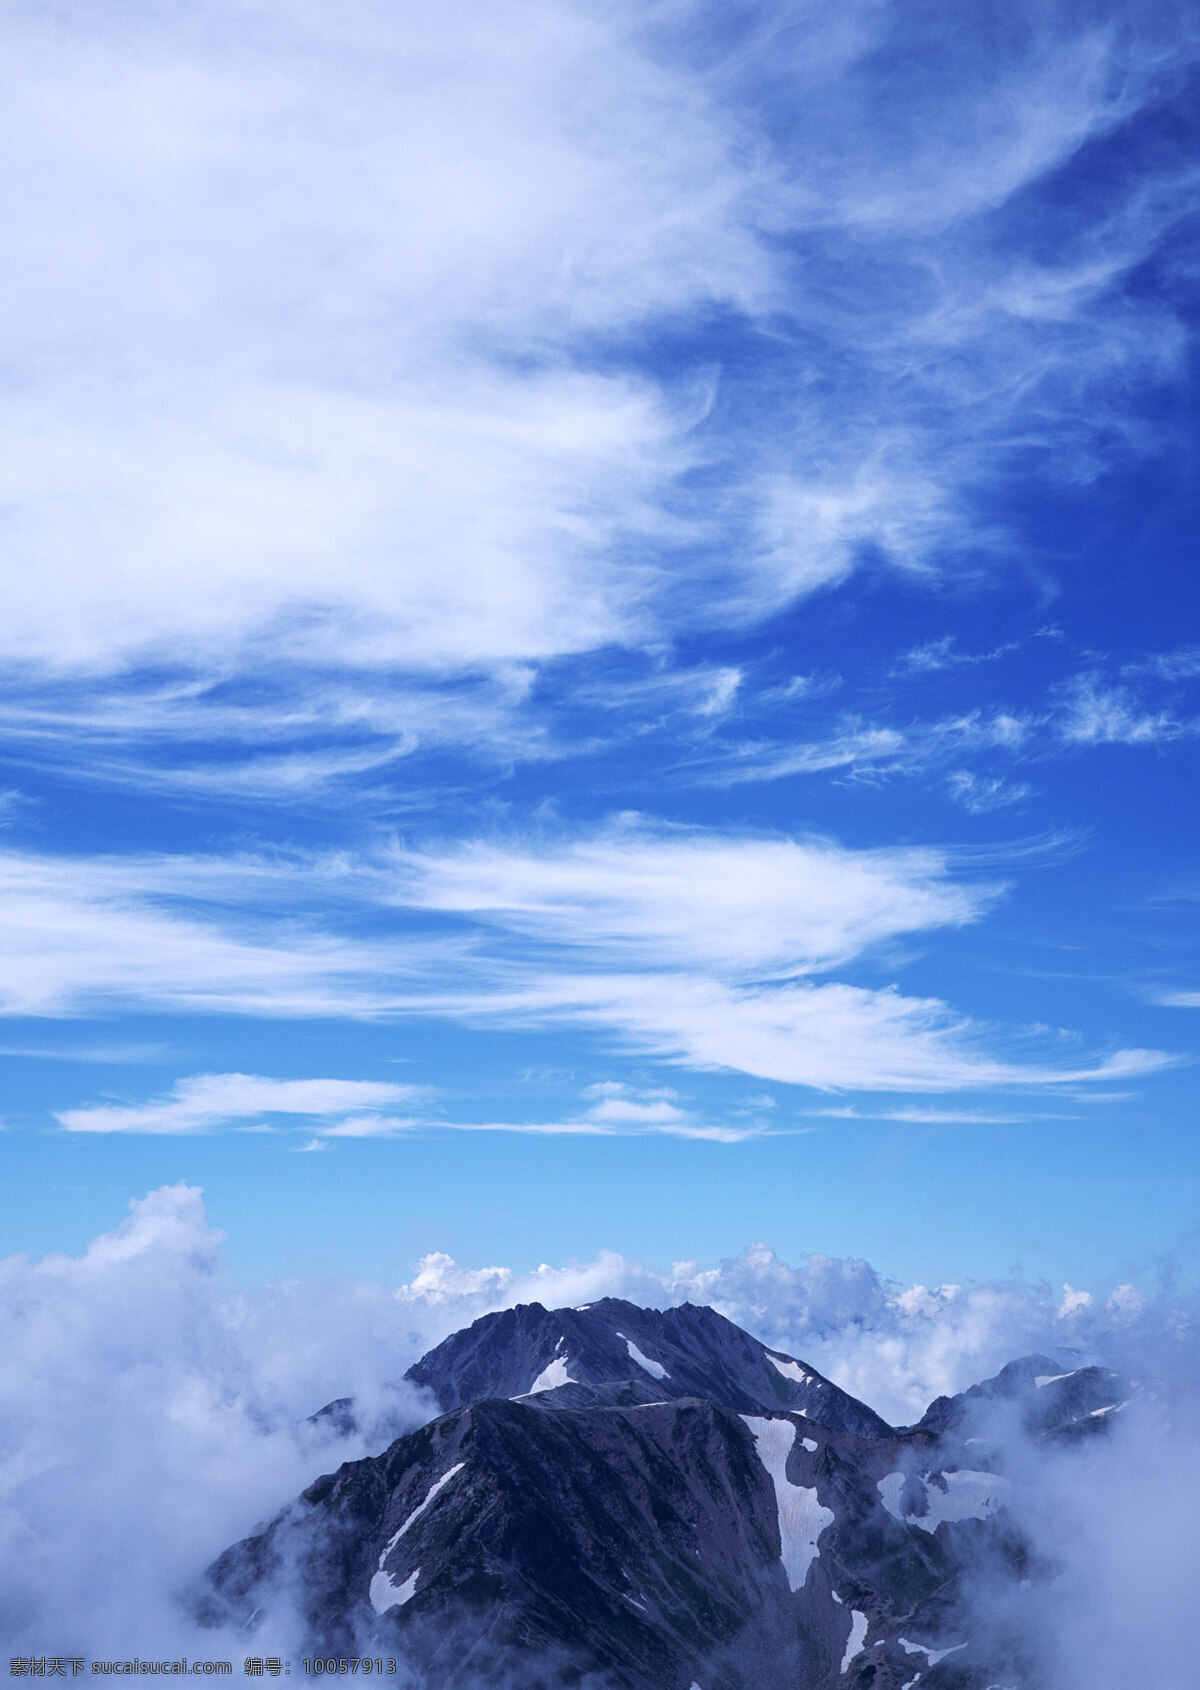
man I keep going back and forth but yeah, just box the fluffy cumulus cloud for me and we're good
[394,1237,1174,1428]
[1,1185,1196,1664]
[0,1187,436,1653]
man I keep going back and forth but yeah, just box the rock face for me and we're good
[202,1299,1123,1689]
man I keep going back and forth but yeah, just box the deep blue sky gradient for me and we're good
[2,0,1200,1299]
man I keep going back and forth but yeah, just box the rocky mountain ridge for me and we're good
[202,1297,1123,1689]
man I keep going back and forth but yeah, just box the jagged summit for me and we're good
[404,1295,895,1438]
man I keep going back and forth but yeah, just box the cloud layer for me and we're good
[2,1185,1196,1666]
[3,825,1169,1097]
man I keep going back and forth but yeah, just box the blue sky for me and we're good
[3,0,1200,1296]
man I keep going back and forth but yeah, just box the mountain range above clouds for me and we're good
[201,1297,1122,1688]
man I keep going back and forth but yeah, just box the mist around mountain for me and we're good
[201,1296,1128,1688]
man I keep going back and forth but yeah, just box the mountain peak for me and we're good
[916,1352,1125,1438]
[403,1295,894,1437]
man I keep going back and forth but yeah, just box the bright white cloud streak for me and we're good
[55,1072,421,1135]
[55,1075,767,1142]
[0,828,1169,1092]
[389,830,990,975]
[2,1185,1196,1664]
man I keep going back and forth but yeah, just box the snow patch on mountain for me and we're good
[528,1354,576,1393]
[618,1333,669,1380]
[767,1354,814,1386]
[741,1415,834,1589]
[383,1462,466,1553]
[370,1565,420,1614]
[878,1468,1006,1531]
[840,1610,869,1674]
[898,1638,967,1666]
[369,1463,467,1613]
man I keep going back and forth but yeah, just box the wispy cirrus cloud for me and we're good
[659,646,1200,802]
[456,970,1168,1093]
[0,824,1173,1095]
[893,636,1020,677]
[680,708,1033,789]
[56,1073,770,1142]
[0,0,1194,713]
[1055,674,1197,746]
[1151,990,1200,1010]
[12,640,1200,815]
[389,826,993,977]
[1128,645,1200,682]
[0,0,762,680]
[56,1073,422,1135]
[946,769,1033,813]
[0,824,989,1016]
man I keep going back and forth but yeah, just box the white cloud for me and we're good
[389,1234,1189,1430]
[56,1072,420,1135]
[946,769,1033,813]
[894,636,1019,676]
[0,0,770,679]
[0,829,1173,1093]
[1009,1401,1200,1690]
[1056,675,1194,745]
[389,826,992,978]
[0,825,987,1017]
[1132,644,1200,681]
[688,709,1034,788]
[0,1185,436,1652]
[0,0,769,690]
[424,1115,766,1143]
[582,1096,689,1126]
[1059,1282,1095,1316]
[52,1073,773,1143]
[475,972,1167,1092]
[0,1041,168,1063]
[0,847,434,1019]
[806,1105,1061,1124]
[0,0,1191,717]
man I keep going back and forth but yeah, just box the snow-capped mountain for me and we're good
[201,1298,1123,1688]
